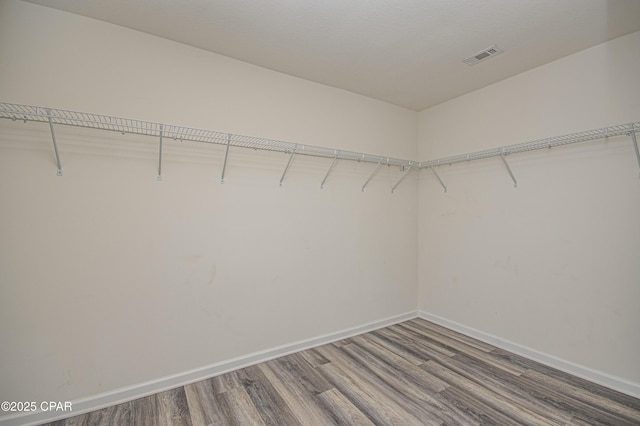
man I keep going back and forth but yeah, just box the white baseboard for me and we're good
[6,309,637,425]
[417,310,640,399]
[0,311,417,426]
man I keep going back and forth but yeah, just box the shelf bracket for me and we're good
[221,134,231,184]
[46,110,63,176]
[500,152,517,188]
[628,129,640,177]
[320,152,338,189]
[279,146,296,187]
[361,158,383,192]
[157,124,164,181]
[391,164,413,194]
[429,165,447,192]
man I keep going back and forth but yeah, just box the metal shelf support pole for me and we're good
[429,165,447,192]
[279,146,297,187]
[46,110,63,176]
[361,158,384,192]
[157,124,164,181]
[628,129,640,177]
[221,134,231,184]
[391,165,413,194]
[321,152,338,189]
[500,152,517,188]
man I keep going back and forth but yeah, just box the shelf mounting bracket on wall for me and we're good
[500,150,517,188]
[361,158,384,192]
[46,109,63,176]
[391,164,413,194]
[221,133,231,184]
[320,151,338,189]
[628,127,640,178]
[429,163,447,192]
[157,124,164,181]
[279,145,297,187]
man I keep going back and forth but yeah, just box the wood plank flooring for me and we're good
[43,318,640,425]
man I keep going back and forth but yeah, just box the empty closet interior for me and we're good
[1,1,639,424]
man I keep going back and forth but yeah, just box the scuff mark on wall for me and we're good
[57,369,72,389]
[209,263,217,287]
[494,255,519,275]
[179,255,202,264]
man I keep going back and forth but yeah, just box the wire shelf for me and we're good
[0,102,637,186]
[0,102,415,168]
[420,122,639,168]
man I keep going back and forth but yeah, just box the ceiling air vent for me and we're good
[462,44,504,66]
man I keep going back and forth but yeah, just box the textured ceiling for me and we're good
[24,0,640,111]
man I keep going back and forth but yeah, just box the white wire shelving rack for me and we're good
[420,122,640,191]
[0,102,638,192]
[0,102,417,191]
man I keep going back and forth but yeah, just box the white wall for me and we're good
[0,0,418,410]
[418,32,640,384]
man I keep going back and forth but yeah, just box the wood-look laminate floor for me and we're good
[44,318,640,425]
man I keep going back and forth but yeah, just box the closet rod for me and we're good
[0,102,414,169]
[419,122,639,169]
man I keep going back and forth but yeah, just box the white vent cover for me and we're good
[462,44,504,66]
